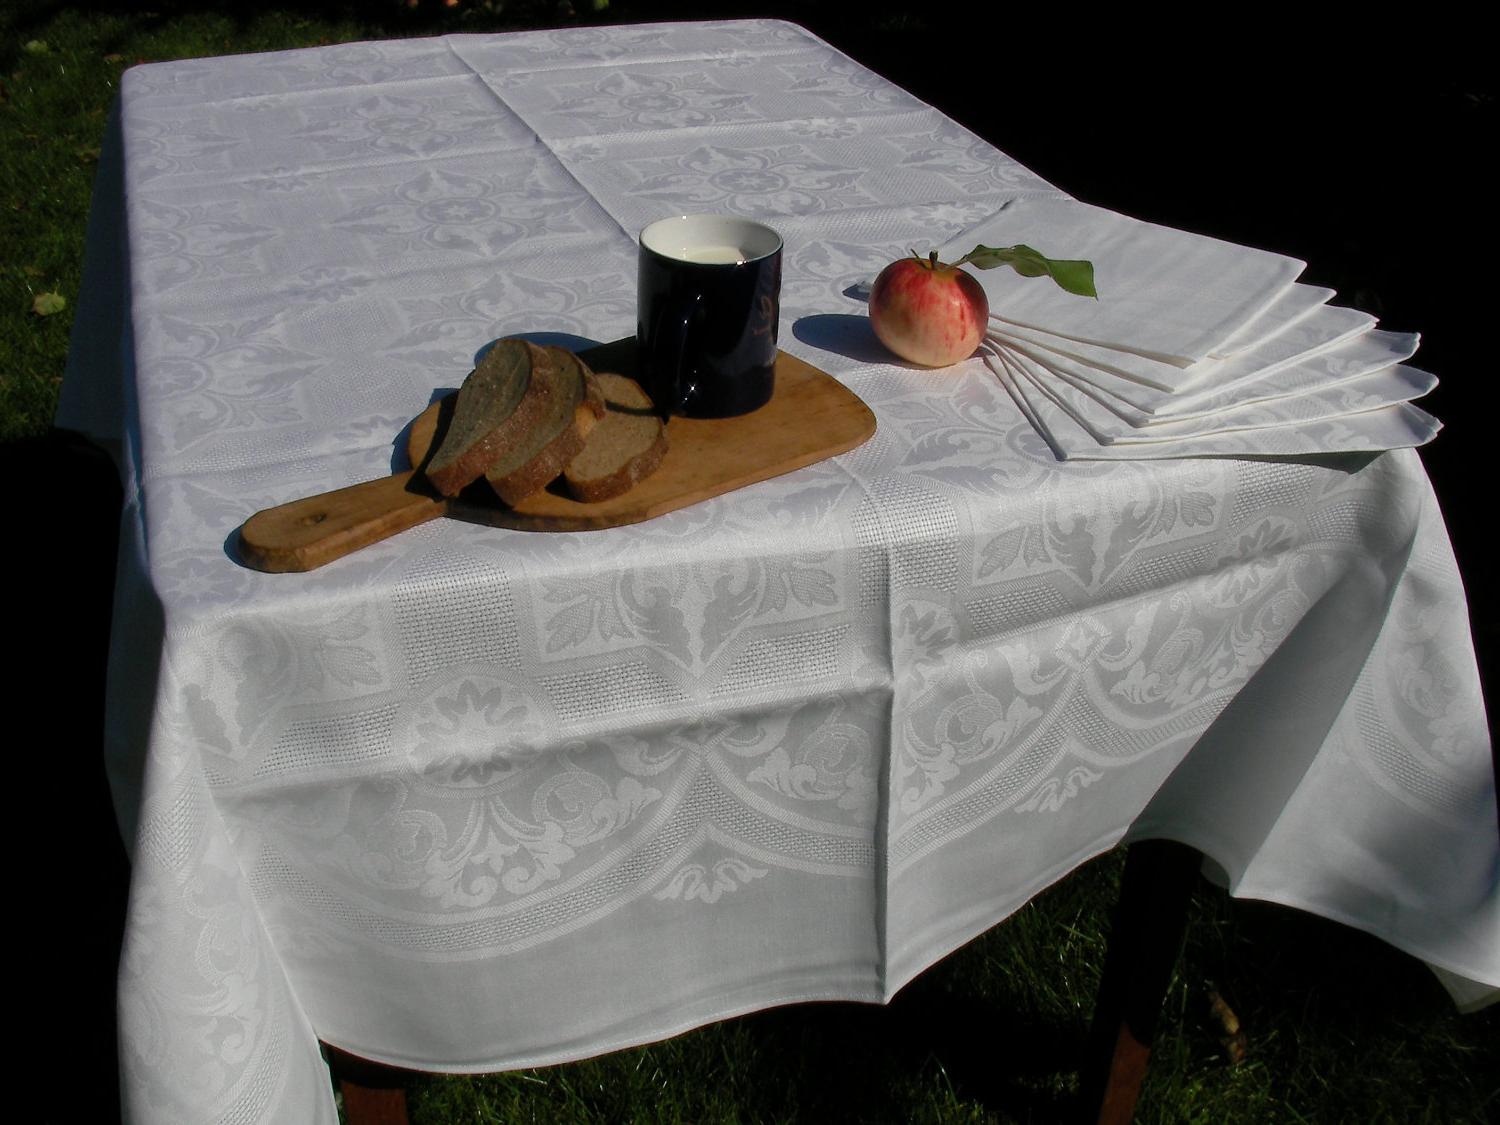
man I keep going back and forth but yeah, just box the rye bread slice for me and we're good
[484,347,607,506]
[563,373,669,502]
[424,339,557,497]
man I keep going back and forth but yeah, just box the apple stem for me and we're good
[907,249,950,271]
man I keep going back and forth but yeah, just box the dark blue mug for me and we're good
[637,214,782,418]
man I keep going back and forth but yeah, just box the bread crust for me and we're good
[425,340,558,497]
[567,432,668,502]
[486,350,608,506]
[563,373,669,503]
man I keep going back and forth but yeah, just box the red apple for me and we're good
[869,251,989,368]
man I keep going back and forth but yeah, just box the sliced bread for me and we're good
[484,347,607,505]
[424,339,556,497]
[563,373,669,502]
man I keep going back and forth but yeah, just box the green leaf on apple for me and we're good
[955,244,1097,298]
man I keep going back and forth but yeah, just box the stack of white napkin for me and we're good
[940,198,1439,460]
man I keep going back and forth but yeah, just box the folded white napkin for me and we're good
[1008,320,1417,426]
[1110,366,1437,442]
[1210,283,1335,359]
[991,284,1349,394]
[987,348,1441,460]
[938,197,1306,365]
[1001,343,1437,444]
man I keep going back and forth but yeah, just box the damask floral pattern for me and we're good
[619,143,876,217]
[457,20,809,73]
[123,112,248,183]
[126,76,534,184]
[533,550,846,675]
[526,69,762,132]
[402,674,547,790]
[885,119,1057,197]
[390,265,636,368]
[331,164,596,259]
[131,196,278,294]
[287,88,523,162]
[81,22,1496,1125]
[134,310,323,454]
[124,40,470,106]
[655,857,768,903]
[770,55,927,114]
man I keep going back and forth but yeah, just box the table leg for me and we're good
[1076,840,1201,1125]
[325,1045,411,1125]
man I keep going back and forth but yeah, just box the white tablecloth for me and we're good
[57,20,1497,1124]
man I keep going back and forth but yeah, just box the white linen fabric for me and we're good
[1019,321,1418,426]
[1092,367,1438,444]
[990,347,1444,460]
[936,197,1307,365]
[1008,347,1438,445]
[895,215,1434,459]
[57,21,1496,1125]
[995,297,1377,403]
[1209,282,1334,357]
[924,199,1440,459]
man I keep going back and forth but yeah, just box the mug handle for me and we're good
[649,291,702,417]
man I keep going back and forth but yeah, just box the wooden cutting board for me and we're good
[238,338,876,572]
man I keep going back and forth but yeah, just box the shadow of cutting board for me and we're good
[238,338,875,571]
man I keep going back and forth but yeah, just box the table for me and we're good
[58,20,1498,1124]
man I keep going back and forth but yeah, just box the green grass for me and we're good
[390,850,1498,1123]
[4,4,1496,1122]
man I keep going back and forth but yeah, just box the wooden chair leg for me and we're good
[324,1045,412,1125]
[1076,840,1201,1125]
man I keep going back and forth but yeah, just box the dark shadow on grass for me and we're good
[3,429,128,1125]
[895,984,1085,1119]
[714,990,1079,1123]
[1170,886,1500,1122]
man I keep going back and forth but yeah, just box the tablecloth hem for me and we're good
[315,975,885,1076]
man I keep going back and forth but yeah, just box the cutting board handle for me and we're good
[237,469,449,573]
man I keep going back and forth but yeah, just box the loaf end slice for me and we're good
[563,373,668,503]
[485,348,607,506]
[425,339,557,497]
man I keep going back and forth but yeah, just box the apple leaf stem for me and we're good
[955,243,1097,298]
